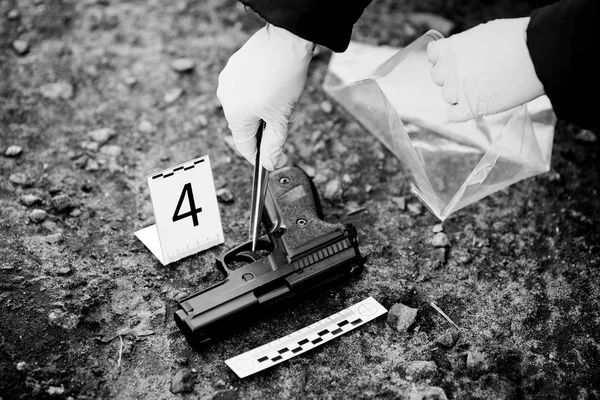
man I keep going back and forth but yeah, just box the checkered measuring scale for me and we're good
[225,297,388,378]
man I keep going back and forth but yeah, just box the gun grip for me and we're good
[264,166,344,259]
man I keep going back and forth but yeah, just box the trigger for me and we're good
[235,251,264,263]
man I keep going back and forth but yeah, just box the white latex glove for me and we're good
[426,17,545,122]
[217,24,314,170]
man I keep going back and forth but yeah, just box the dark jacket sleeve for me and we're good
[240,0,373,52]
[526,0,600,129]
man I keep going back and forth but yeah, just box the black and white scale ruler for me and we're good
[225,297,388,378]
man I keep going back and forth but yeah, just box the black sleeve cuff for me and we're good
[240,0,372,52]
[526,0,600,129]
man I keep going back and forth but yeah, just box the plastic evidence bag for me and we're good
[323,30,556,221]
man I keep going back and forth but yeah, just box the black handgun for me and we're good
[174,165,365,347]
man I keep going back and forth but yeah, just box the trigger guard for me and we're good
[234,251,264,263]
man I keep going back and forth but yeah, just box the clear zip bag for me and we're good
[323,30,555,220]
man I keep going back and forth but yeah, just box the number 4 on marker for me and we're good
[172,183,203,226]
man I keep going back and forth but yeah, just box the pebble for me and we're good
[40,81,74,100]
[432,223,443,233]
[435,329,460,348]
[5,145,23,157]
[16,361,27,371]
[138,120,155,134]
[392,196,406,210]
[50,194,72,212]
[575,129,597,143]
[88,127,115,145]
[29,209,47,223]
[46,233,63,244]
[324,179,342,201]
[57,267,71,274]
[85,158,99,171]
[9,173,29,186]
[100,144,122,157]
[7,9,21,20]
[170,369,196,394]
[80,141,99,152]
[12,39,29,56]
[47,386,64,396]
[123,76,138,87]
[466,350,490,373]
[320,100,333,114]
[171,58,195,73]
[407,12,455,36]
[216,188,234,203]
[387,303,418,332]
[407,202,422,215]
[432,232,450,248]
[164,88,184,104]
[408,386,447,400]
[21,194,42,206]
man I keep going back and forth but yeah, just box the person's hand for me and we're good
[217,24,314,170]
[427,17,545,122]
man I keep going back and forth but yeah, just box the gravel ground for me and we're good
[1,0,599,399]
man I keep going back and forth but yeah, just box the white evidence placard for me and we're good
[135,155,224,265]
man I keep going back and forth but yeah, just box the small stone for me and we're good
[47,385,64,396]
[85,158,99,171]
[9,173,29,186]
[12,39,30,55]
[575,129,597,143]
[432,232,450,248]
[320,100,333,114]
[407,12,455,36]
[45,233,63,244]
[216,188,234,203]
[50,194,72,212]
[40,81,74,100]
[80,141,99,151]
[123,76,138,86]
[5,145,23,157]
[432,223,443,233]
[29,209,47,223]
[324,179,342,201]
[164,88,184,104]
[407,202,422,215]
[408,386,447,400]
[435,329,460,348]
[137,120,155,134]
[57,267,71,274]
[7,9,21,20]
[365,184,373,193]
[100,145,122,157]
[404,360,438,379]
[21,194,42,206]
[171,58,195,73]
[392,196,406,210]
[466,350,490,373]
[16,361,27,371]
[88,127,116,145]
[170,369,196,394]
[387,303,418,332]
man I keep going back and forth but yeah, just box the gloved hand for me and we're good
[217,24,315,171]
[426,17,545,122]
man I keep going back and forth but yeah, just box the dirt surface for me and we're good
[2,0,600,399]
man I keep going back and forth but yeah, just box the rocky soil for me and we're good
[1,0,599,399]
